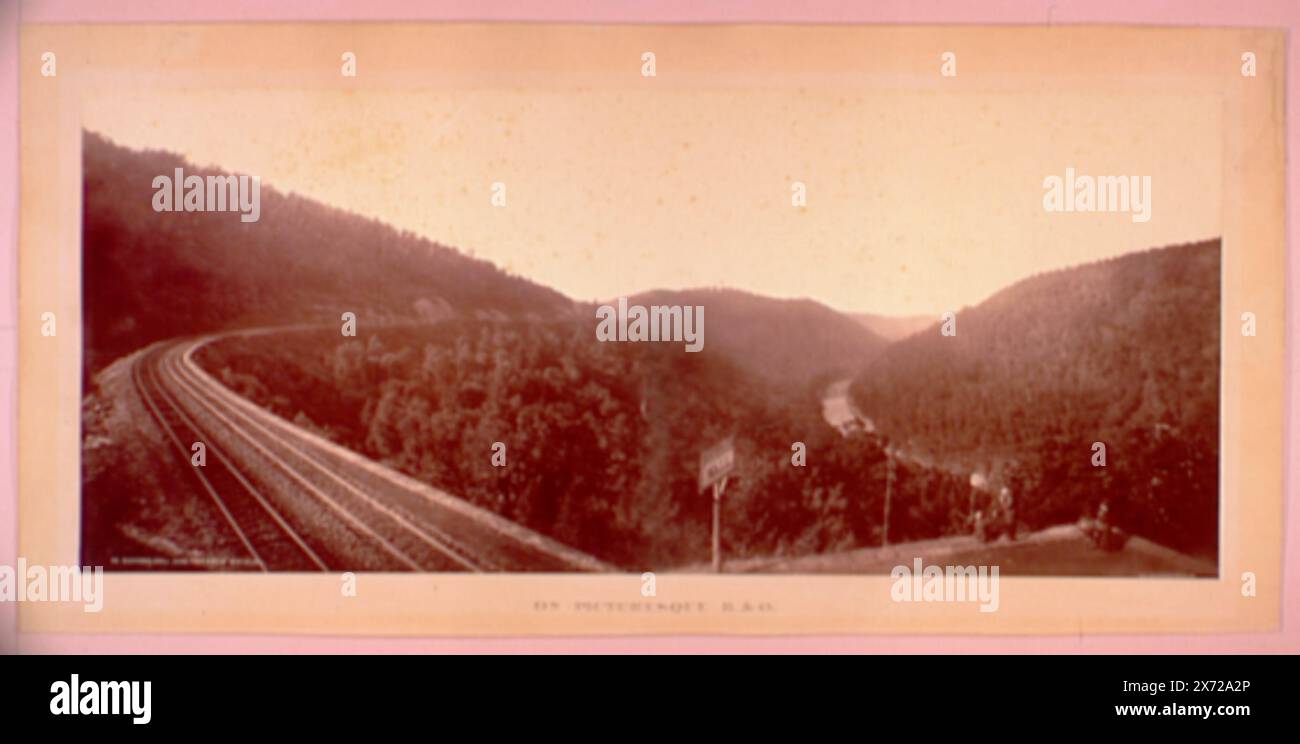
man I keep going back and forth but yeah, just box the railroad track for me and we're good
[132,345,328,571]
[128,333,612,573]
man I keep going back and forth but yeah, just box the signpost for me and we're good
[882,448,895,547]
[699,436,736,573]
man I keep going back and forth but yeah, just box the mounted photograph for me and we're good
[18,21,1284,636]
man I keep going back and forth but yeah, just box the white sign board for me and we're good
[699,436,735,491]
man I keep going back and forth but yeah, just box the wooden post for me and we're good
[882,452,893,547]
[712,477,727,573]
[699,437,734,573]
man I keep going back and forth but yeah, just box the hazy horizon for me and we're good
[84,126,1220,320]
[77,25,1223,316]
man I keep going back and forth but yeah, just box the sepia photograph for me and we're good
[76,41,1221,580]
[4,0,1299,728]
[13,17,1286,639]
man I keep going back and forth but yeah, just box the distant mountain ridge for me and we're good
[621,288,890,390]
[852,313,935,342]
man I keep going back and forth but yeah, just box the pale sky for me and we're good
[75,24,1222,316]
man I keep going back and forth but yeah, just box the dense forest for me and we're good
[851,241,1221,558]
[82,131,568,378]
[195,323,969,568]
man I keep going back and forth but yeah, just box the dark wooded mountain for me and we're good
[82,130,569,377]
[851,240,1220,557]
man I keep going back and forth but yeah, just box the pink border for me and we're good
[2,0,1295,654]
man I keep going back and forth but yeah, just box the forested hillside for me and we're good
[195,323,967,568]
[82,131,569,377]
[83,132,888,394]
[851,240,1221,557]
